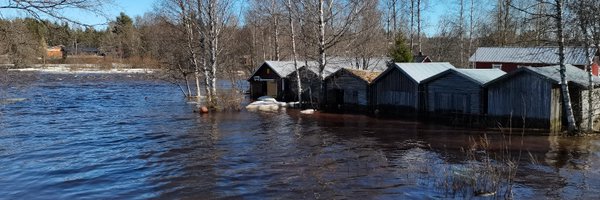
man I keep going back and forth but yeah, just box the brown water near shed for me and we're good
[0,72,599,199]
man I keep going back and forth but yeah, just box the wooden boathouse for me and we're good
[286,57,388,103]
[371,62,455,116]
[485,64,600,131]
[422,68,505,115]
[247,61,298,100]
[323,68,381,112]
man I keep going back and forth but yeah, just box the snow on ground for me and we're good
[246,96,289,112]
[8,65,155,74]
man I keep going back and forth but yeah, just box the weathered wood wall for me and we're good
[287,68,321,102]
[487,72,556,129]
[372,68,419,113]
[324,71,368,106]
[249,64,284,99]
[426,72,482,114]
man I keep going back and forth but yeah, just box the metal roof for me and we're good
[469,47,596,65]
[485,64,600,87]
[395,62,456,83]
[525,64,600,87]
[289,57,389,78]
[263,60,302,78]
[454,69,506,85]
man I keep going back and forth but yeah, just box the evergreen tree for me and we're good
[389,33,413,63]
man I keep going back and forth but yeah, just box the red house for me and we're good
[469,47,599,76]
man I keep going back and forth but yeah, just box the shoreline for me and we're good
[6,64,157,74]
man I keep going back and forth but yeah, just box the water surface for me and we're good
[1,72,599,199]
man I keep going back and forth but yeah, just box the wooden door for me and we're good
[267,81,277,97]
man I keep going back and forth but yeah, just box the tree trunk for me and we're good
[459,0,464,66]
[208,0,218,105]
[183,4,202,100]
[392,0,397,39]
[317,0,326,107]
[469,0,474,68]
[576,0,594,132]
[417,0,422,54]
[410,0,414,53]
[555,0,577,133]
[185,73,192,97]
[272,0,280,61]
[285,0,302,106]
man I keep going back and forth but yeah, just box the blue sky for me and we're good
[2,0,454,35]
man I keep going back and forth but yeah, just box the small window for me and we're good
[492,64,502,69]
[266,68,271,74]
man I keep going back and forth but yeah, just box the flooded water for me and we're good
[1,72,600,199]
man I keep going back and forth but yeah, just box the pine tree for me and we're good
[389,33,413,63]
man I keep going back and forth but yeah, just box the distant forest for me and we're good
[1,1,600,69]
[2,0,600,103]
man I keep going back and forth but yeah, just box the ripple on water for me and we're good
[1,73,600,199]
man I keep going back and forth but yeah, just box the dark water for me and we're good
[1,73,600,199]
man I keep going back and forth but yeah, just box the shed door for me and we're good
[267,81,277,97]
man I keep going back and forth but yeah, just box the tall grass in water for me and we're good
[433,134,521,199]
[435,116,528,199]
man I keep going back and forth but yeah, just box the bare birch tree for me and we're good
[284,0,302,105]
[195,0,233,106]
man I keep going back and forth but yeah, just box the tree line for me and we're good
[3,0,600,125]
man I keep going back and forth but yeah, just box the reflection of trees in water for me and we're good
[145,109,600,199]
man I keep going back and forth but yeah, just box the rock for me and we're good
[300,109,315,114]
[199,106,209,113]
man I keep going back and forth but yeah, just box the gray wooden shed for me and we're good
[485,64,600,131]
[323,68,381,112]
[286,58,388,103]
[422,69,505,115]
[371,62,455,115]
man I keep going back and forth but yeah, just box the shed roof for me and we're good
[526,64,600,87]
[469,47,596,65]
[249,58,390,81]
[263,60,302,78]
[325,68,382,83]
[296,57,389,78]
[454,69,506,85]
[393,62,456,83]
[485,64,600,87]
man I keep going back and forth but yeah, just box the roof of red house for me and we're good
[469,47,597,66]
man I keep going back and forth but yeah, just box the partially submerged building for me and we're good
[248,57,388,102]
[247,61,298,100]
[371,62,455,115]
[422,68,505,115]
[485,64,600,131]
[323,68,381,112]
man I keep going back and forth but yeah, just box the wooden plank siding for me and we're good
[287,68,321,103]
[248,64,285,99]
[371,68,420,115]
[487,71,559,130]
[425,72,483,115]
[323,70,369,112]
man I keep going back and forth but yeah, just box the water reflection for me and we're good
[1,72,600,199]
